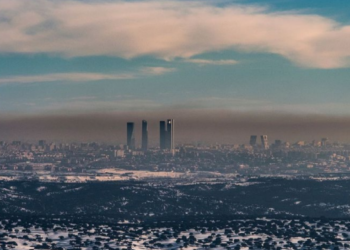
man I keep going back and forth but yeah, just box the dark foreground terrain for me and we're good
[1,177,350,219]
[1,216,350,249]
[1,177,350,249]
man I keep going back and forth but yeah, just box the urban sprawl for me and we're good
[0,119,350,179]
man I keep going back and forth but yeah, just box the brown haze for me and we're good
[1,110,350,145]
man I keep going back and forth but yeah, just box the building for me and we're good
[160,119,175,152]
[260,135,269,150]
[12,141,21,146]
[127,122,135,150]
[274,140,282,148]
[166,119,175,152]
[141,120,148,151]
[48,143,56,151]
[249,135,257,146]
[321,138,328,147]
[160,121,166,150]
[114,150,125,158]
[38,140,46,147]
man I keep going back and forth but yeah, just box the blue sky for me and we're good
[0,0,350,116]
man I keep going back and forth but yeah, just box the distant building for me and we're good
[132,151,144,156]
[38,140,46,147]
[114,150,125,158]
[249,135,257,146]
[274,140,282,148]
[321,138,328,147]
[142,120,148,151]
[127,122,135,150]
[12,141,21,146]
[160,121,166,150]
[159,119,175,153]
[48,143,56,151]
[312,140,321,147]
[260,135,269,150]
[166,119,174,152]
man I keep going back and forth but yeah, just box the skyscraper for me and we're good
[142,120,148,151]
[166,119,174,152]
[160,119,174,152]
[261,135,269,150]
[127,122,135,150]
[249,135,257,146]
[159,121,166,150]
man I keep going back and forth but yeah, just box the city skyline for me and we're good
[1,111,350,144]
[0,133,343,150]
[1,112,350,146]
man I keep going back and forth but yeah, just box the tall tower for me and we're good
[166,119,174,152]
[260,135,269,150]
[159,121,166,150]
[249,135,257,146]
[127,122,135,150]
[141,120,148,151]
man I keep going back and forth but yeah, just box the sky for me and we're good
[0,0,350,144]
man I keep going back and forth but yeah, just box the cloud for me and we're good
[0,0,350,68]
[0,72,134,84]
[0,67,175,84]
[184,59,238,65]
[141,67,177,75]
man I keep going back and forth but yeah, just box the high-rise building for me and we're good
[261,135,269,150]
[160,119,175,152]
[141,120,148,151]
[159,121,166,150]
[321,138,328,147]
[127,122,135,150]
[166,119,174,152]
[249,135,257,146]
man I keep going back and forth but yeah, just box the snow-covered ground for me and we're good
[0,218,349,249]
[0,169,240,183]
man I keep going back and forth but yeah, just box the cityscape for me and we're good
[1,0,350,249]
[1,119,350,181]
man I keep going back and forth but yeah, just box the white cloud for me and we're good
[0,67,175,84]
[141,67,177,75]
[0,73,134,84]
[0,0,350,68]
[184,59,238,65]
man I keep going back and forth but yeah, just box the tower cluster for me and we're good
[126,119,174,152]
[249,135,269,150]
